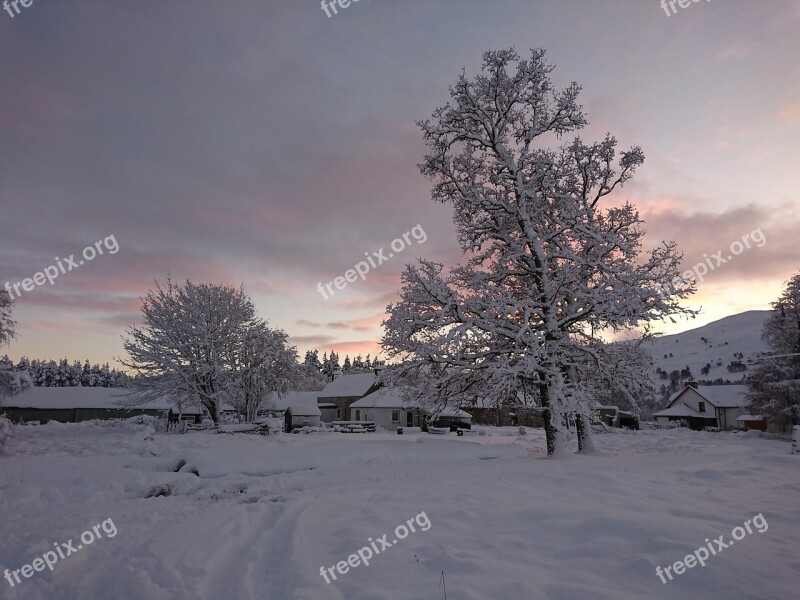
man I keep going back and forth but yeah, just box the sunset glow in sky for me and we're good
[1,0,799,368]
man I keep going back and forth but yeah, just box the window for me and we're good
[391,410,400,423]
[698,401,705,413]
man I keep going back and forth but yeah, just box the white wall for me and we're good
[719,406,747,431]
[350,407,406,431]
[291,414,320,429]
[677,389,713,416]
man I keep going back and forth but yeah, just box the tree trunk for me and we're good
[576,413,595,453]
[538,378,558,456]
[203,398,219,423]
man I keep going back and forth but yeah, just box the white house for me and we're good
[653,384,750,430]
[316,372,380,422]
[350,387,472,431]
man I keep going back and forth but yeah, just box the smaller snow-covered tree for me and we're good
[229,324,299,422]
[121,279,259,422]
[748,272,800,431]
[303,350,323,372]
[0,291,17,398]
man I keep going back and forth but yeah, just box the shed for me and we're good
[284,403,321,432]
[736,414,767,431]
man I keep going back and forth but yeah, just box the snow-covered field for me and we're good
[1,422,798,600]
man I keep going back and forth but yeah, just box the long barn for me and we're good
[0,387,170,423]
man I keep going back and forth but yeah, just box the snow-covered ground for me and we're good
[1,422,798,599]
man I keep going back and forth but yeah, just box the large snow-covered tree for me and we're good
[747,272,800,431]
[121,279,259,422]
[381,49,693,455]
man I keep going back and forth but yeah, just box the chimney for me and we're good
[687,381,698,390]
[333,367,343,380]
[373,360,385,376]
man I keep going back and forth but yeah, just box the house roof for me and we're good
[432,406,473,419]
[653,402,709,418]
[1,387,171,411]
[169,406,204,415]
[317,373,377,398]
[266,391,320,411]
[667,385,749,409]
[350,387,406,408]
[693,385,749,408]
[286,404,321,417]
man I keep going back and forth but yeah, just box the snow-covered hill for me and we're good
[645,311,770,400]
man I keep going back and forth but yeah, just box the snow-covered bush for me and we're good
[0,414,13,454]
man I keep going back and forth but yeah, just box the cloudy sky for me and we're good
[1,0,798,368]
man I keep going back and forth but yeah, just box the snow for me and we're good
[317,374,377,398]
[1,421,798,599]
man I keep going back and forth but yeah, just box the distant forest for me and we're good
[1,356,130,388]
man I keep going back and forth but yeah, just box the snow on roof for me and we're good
[736,414,765,422]
[461,392,530,409]
[350,387,406,409]
[265,391,320,411]
[667,384,750,409]
[433,406,472,420]
[653,402,707,418]
[1,387,172,410]
[317,373,377,398]
[287,404,321,417]
[169,406,204,415]
[695,385,749,408]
